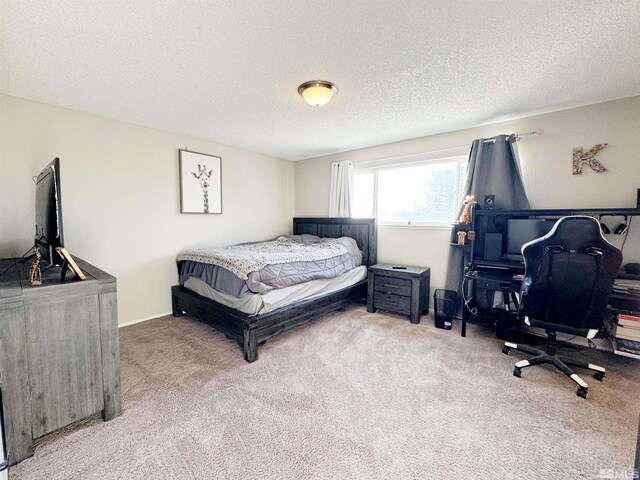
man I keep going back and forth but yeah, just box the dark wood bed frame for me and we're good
[171,217,377,362]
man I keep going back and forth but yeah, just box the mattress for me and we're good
[183,265,367,316]
[178,234,363,295]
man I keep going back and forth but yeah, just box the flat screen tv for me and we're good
[35,157,64,267]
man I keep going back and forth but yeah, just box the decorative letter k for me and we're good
[572,144,607,174]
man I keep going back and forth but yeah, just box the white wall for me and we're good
[295,96,640,297]
[0,94,294,325]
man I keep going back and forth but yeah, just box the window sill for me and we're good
[378,223,453,231]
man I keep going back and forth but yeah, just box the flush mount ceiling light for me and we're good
[298,80,337,107]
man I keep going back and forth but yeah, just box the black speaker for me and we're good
[484,233,503,261]
[484,195,496,208]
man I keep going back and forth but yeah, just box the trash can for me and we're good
[434,289,456,330]
[0,387,7,480]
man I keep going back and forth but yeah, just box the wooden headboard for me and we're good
[293,217,377,267]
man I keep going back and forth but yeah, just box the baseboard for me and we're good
[120,306,434,329]
[119,312,172,328]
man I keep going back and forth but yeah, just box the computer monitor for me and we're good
[506,219,554,260]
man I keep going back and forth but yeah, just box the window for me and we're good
[352,156,467,226]
[352,172,375,218]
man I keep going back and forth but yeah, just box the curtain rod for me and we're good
[484,129,544,143]
[351,129,543,166]
[515,129,543,139]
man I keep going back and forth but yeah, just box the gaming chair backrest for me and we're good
[520,216,622,330]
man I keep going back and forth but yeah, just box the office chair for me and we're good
[502,216,622,398]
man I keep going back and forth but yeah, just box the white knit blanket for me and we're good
[177,237,348,280]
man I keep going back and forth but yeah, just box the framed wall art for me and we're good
[179,149,222,214]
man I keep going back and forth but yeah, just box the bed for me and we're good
[171,217,377,362]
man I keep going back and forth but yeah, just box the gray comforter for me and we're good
[178,234,363,296]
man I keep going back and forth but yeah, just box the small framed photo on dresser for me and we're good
[179,149,222,214]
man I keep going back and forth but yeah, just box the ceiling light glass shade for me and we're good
[298,81,337,107]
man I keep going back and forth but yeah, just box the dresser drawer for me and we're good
[373,291,411,315]
[374,275,411,296]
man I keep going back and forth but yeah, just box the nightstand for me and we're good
[367,263,430,324]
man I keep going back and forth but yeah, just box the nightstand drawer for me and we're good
[373,291,411,315]
[374,276,411,296]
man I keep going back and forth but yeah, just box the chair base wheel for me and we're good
[502,346,510,355]
[593,371,605,382]
[576,387,588,399]
[513,367,522,378]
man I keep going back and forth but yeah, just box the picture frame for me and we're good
[55,247,86,280]
[179,149,222,214]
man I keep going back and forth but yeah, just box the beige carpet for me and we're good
[10,305,640,479]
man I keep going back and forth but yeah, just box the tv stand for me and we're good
[0,256,121,465]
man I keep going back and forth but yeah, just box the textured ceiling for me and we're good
[1,1,639,161]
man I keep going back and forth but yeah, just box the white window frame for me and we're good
[352,154,468,229]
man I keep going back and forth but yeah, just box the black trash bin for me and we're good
[434,289,456,330]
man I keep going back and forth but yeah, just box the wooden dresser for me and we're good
[0,257,121,465]
[367,263,430,324]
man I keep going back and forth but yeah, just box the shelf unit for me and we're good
[450,222,473,249]
[468,206,640,273]
[474,207,640,217]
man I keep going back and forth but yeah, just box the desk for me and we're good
[460,204,640,337]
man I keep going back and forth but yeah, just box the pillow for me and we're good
[281,234,323,245]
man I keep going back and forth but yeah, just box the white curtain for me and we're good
[328,160,352,217]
